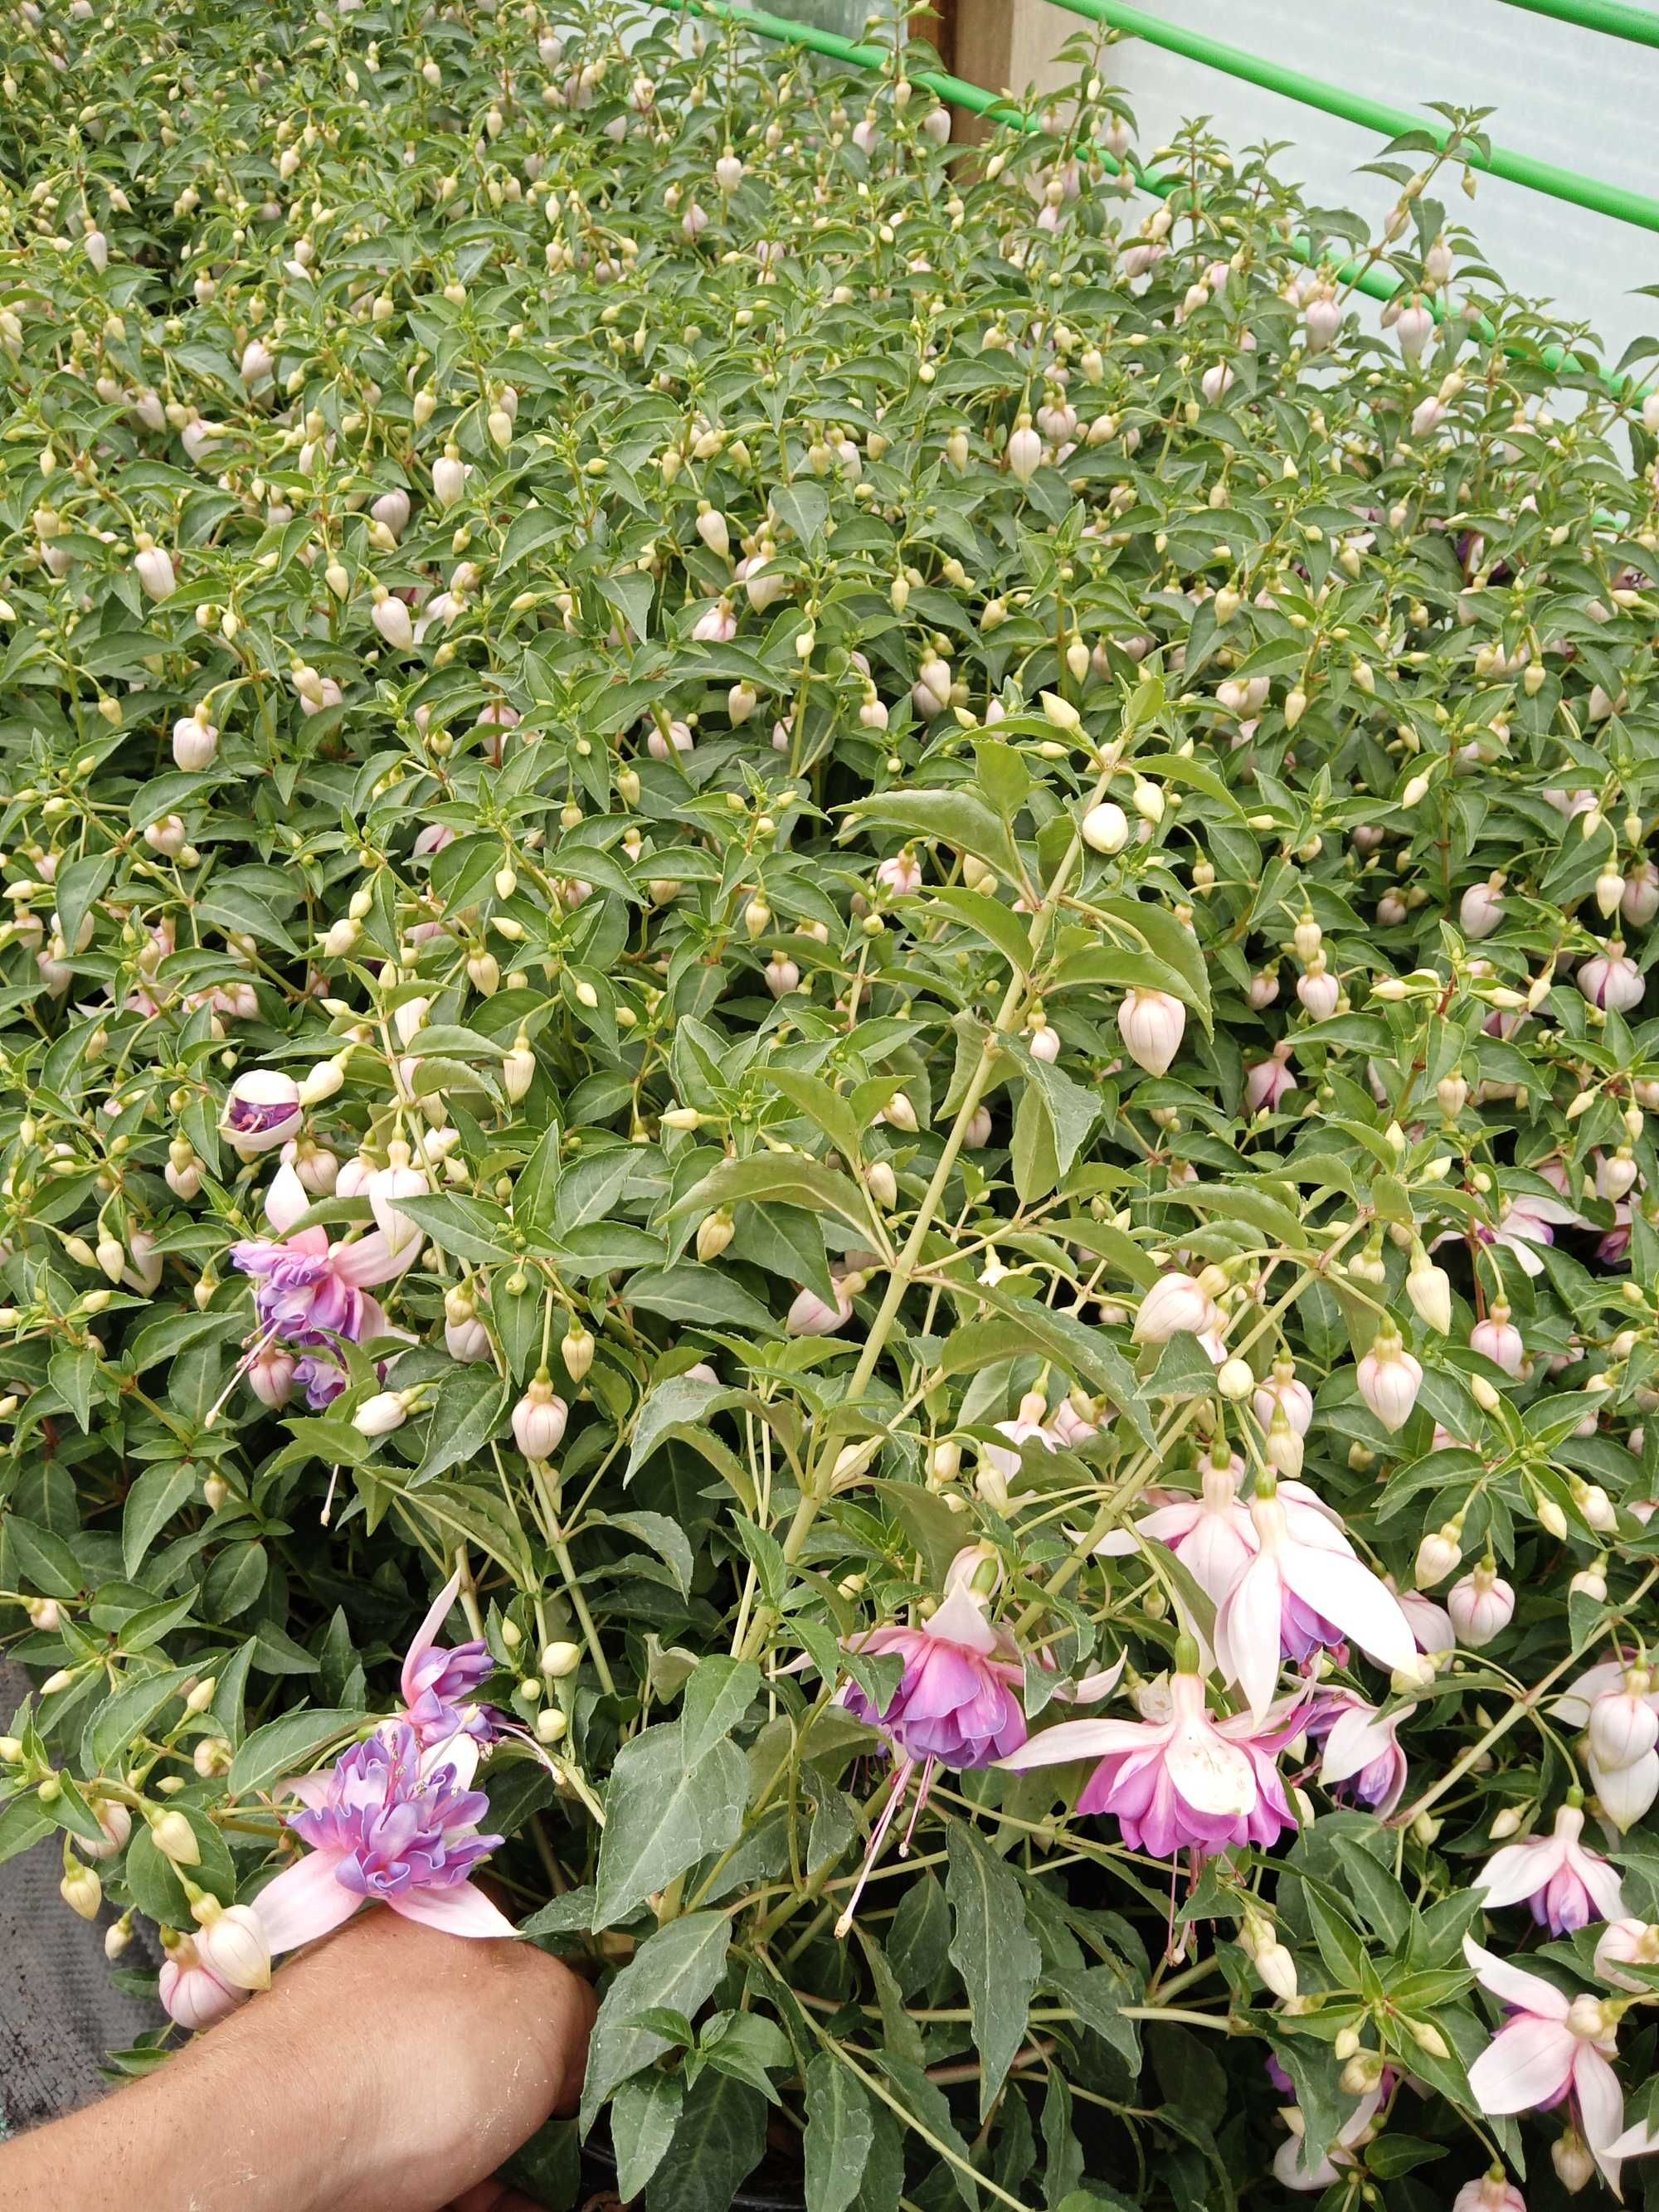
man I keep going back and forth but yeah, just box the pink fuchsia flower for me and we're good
[1216,1478,1418,1722]
[1464,1938,1627,2193]
[220,1070,302,1159]
[231,1227,397,1349]
[999,1649,1301,1860]
[400,1571,497,1753]
[981,1388,1059,1486]
[1244,1043,1297,1112]
[1305,1690,1408,1816]
[1579,942,1645,1014]
[1355,1330,1423,1432]
[1477,1803,1625,1935]
[1253,1361,1313,1437]
[834,1573,1026,1932]
[1396,1583,1455,1657]
[1117,986,1186,1077]
[874,848,923,897]
[1470,1307,1525,1376]
[1132,1270,1220,1345]
[255,1723,513,1957]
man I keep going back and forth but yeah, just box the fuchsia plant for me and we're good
[10,5,1659,2209]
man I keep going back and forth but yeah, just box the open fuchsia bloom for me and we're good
[1475,1802,1625,1935]
[834,1565,1026,1932]
[999,1649,1301,1860]
[1302,1689,1409,1817]
[1464,1939,1632,2193]
[1214,1476,1418,1722]
[255,1723,513,1956]
[399,1570,497,1751]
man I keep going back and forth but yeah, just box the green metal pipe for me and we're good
[675,0,1642,403]
[1044,0,1659,236]
[1493,0,1659,46]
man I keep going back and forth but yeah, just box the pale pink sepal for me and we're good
[254,1846,363,1955]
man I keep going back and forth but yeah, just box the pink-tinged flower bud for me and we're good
[1199,362,1233,405]
[1394,299,1434,360]
[144,811,189,857]
[875,848,923,897]
[1447,1563,1515,1646]
[105,1914,133,1961]
[1253,1362,1313,1436]
[1117,987,1185,1077]
[240,338,273,384]
[512,1375,568,1459]
[24,1594,61,1631]
[1594,1916,1659,1990]
[445,1315,492,1363]
[198,1903,270,1991]
[764,955,799,998]
[371,488,411,540]
[134,542,177,600]
[963,1106,994,1149]
[372,591,413,651]
[1406,1252,1452,1334]
[1133,1271,1217,1345]
[159,1950,245,2032]
[1621,862,1659,929]
[1415,1522,1462,1588]
[1244,1044,1297,1113]
[1303,294,1341,352]
[1592,1747,1659,1832]
[1355,1330,1423,1432]
[1248,969,1279,1009]
[247,1345,297,1408]
[1410,395,1445,440]
[1470,1306,1525,1376]
[353,1391,407,1437]
[367,1144,429,1264]
[1588,1674,1659,1770]
[1297,965,1339,1019]
[1598,1148,1640,1203]
[1006,416,1043,484]
[786,1281,854,1336]
[432,450,469,507]
[1452,2176,1525,2212]
[1579,943,1645,1014]
[714,149,743,193]
[172,712,219,771]
[1028,1023,1061,1063]
[1459,876,1505,940]
[502,1031,535,1103]
[82,1801,132,1860]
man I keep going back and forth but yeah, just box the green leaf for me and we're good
[46,1343,100,1431]
[416,1365,508,1483]
[958,1292,1156,1451]
[4,1514,84,1599]
[672,1153,880,1239]
[1095,896,1213,1031]
[946,1823,1042,2118]
[646,2069,766,2212]
[612,2072,685,2201]
[909,885,1032,974]
[602,1510,696,1598]
[79,1665,198,1773]
[580,1913,732,2129]
[392,1193,518,1266]
[124,1808,235,1923]
[227,1708,362,1796]
[592,1722,747,1929]
[121,1463,200,1578]
[623,1263,780,1335]
[842,790,1024,887]
[680,1655,761,1762]
[804,2050,876,2212]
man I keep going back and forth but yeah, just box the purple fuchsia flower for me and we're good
[1303,1689,1408,1816]
[834,1563,1026,1932]
[220,1070,304,1159]
[400,1570,497,1753]
[999,1644,1301,1860]
[1475,1802,1625,1935]
[255,1723,513,1956]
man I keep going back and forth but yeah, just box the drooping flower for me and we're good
[1215,1478,1418,1721]
[1594,1918,1659,1991]
[1304,1690,1409,1816]
[999,1649,1301,1859]
[1132,1270,1219,1346]
[1476,1803,1625,1934]
[1272,2076,1390,2191]
[400,1571,497,1753]
[834,1568,1026,1932]
[158,1934,246,2031]
[1447,1563,1515,1647]
[220,1070,303,1159]
[1451,2173,1525,2212]
[255,1724,513,1957]
[1464,1938,1627,2193]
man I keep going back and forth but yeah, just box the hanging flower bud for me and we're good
[134,536,177,600]
[353,1389,410,1437]
[1133,1271,1219,1345]
[1406,1249,1453,1334]
[1471,1304,1525,1377]
[1006,413,1042,484]
[697,1208,735,1262]
[197,1902,271,1991]
[513,1374,568,1459]
[502,1029,536,1102]
[172,712,219,772]
[1579,942,1644,1014]
[562,1326,595,1383]
[1082,801,1129,853]
[1117,988,1185,1077]
[1588,1670,1659,1772]
[1415,1521,1463,1588]
[1459,875,1506,940]
[1447,1562,1515,1646]
[1355,1328,1423,1433]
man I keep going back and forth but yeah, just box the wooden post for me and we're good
[938,0,1013,141]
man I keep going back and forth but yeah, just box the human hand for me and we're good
[0,1904,596,2212]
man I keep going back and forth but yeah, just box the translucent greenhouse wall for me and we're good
[768,0,1659,367]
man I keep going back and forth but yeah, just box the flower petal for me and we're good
[1215,1552,1284,1723]
[996,1716,1154,1770]
[1476,1836,1565,1910]
[1164,1721,1258,1818]
[923,1584,998,1655]
[253,1848,362,1956]
[331,1230,411,1288]
[1467,2015,1577,2115]
[388,1878,518,1940]
[1574,2043,1627,2190]
[1278,1546,1416,1675]
[1463,1935,1571,2020]
[401,1570,463,1708]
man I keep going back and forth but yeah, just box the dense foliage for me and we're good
[7,2,1659,2205]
